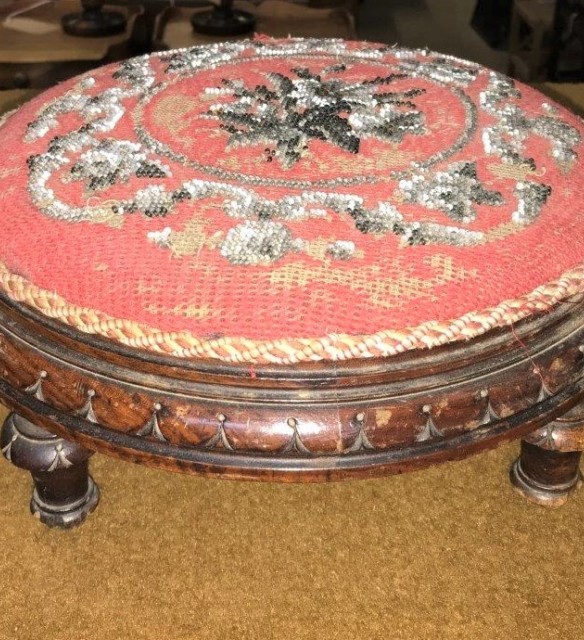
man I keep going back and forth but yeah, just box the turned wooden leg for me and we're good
[511,403,584,507]
[511,441,582,507]
[191,0,256,36]
[61,0,126,38]
[1,412,99,528]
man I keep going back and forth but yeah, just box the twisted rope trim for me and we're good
[1,259,583,364]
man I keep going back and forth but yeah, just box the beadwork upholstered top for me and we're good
[1,38,584,364]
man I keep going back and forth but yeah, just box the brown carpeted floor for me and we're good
[1,399,583,639]
[2,64,584,640]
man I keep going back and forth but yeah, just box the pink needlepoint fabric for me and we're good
[0,38,584,363]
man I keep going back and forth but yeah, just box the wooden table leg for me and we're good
[1,412,99,528]
[511,402,584,507]
[190,0,256,36]
[61,0,127,37]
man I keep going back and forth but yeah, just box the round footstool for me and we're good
[1,38,584,528]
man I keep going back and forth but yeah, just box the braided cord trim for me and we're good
[1,259,583,364]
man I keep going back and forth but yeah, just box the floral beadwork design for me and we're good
[398,161,503,224]
[66,139,170,192]
[205,65,426,168]
[21,40,580,268]
[481,72,581,168]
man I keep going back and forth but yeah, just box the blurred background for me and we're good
[0,0,582,92]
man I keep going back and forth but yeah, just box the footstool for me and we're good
[1,38,584,528]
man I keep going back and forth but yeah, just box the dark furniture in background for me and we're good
[472,0,584,81]
[549,0,584,80]
[471,0,513,49]
[61,0,256,38]
[0,0,358,89]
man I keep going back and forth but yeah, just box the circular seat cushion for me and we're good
[1,38,584,364]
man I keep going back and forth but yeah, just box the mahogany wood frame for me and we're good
[1,292,584,527]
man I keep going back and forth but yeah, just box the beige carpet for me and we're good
[2,83,584,640]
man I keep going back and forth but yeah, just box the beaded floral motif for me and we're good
[481,72,581,169]
[22,40,579,267]
[66,139,170,192]
[205,65,426,168]
[398,161,503,224]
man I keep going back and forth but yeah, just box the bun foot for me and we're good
[31,470,100,529]
[510,441,582,507]
[1,412,100,528]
